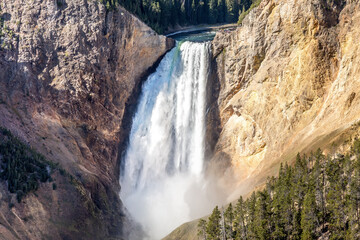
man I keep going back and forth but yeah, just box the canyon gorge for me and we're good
[1,0,360,239]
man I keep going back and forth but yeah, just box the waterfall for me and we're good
[120,41,211,239]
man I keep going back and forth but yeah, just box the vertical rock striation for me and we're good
[164,0,360,239]
[211,0,360,198]
[0,0,174,239]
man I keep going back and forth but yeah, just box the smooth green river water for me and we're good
[170,29,216,42]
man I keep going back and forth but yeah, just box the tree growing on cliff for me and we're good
[0,127,54,202]
[300,189,318,240]
[224,203,234,239]
[234,196,247,239]
[254,191,271,239]
[198,218,208,240]
[206,139,360,240]
[207,206,222,240]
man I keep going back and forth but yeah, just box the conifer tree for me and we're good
[326,155,347,239]
[300,189,318,240]
[234,196,247,240]
[349,152,360,238]
[225,0,238,22]
[291,154,308,238]
[217,0,226,22]
[271,164,288,239]
[224,203,234,239]
[254,191,271,240]
[208,0,218,23]
[198,218,208,240]
[207,140,360,240]
[207,206,222,240]
[313,149,326,233]
[246,192,257,239]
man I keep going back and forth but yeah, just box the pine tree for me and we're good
[208,0,218,23]
[291,154,308,239]
[217,0,226,22]
[246,192,257,239]
[313,149,326,233]
[199,0,209,23]
[207,140,360,240]
[198,218,208,240]
[271,164,289,239]
[207,206,222,240]
[234,196,247,240]
[224,203,234,239]
[300,189,318,240]
[326,155,347,239]
[349,151,360,239]
[254,190,271,240]
[225,0,238,22]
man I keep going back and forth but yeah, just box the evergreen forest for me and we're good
[0,127,54,203]
[199,140,360,240]
[101,0,261,33]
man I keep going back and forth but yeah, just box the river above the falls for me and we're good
[169,29,216,42]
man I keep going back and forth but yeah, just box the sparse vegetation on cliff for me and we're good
[0,8,4,44]
[0,127,54,202]
[0,7,17,50]
[237,0,261,24]
[200,140,360,239]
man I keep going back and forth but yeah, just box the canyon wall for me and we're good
[165,0,360,238]
[211,0,360,198]
[0,0,173,239]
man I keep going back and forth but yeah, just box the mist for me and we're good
[120,41,230,239]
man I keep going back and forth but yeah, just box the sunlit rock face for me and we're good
[211,0,360,198]
[0,0,173,239]
[164,1,360,239]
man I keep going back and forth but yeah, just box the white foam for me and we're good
[120,41,212,239]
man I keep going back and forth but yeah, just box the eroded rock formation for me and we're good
[211,0,360,198]
[0,0,173,239]
[165,1,360,238]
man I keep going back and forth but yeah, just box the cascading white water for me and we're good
[120,41,211,239]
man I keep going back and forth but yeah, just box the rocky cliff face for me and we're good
[210,0,360,199]
[0,0,173,239]
[164,1,360,238]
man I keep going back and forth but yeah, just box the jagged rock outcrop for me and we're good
[0,0,174,239]
[211,0,360,198]
[164,1,360,238]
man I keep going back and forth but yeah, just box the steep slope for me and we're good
[165,0,360,238]
[0,0,173,239]
[211,0,360,198]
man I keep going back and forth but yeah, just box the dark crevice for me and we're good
[117,40,175,182]
[205,51,222,162]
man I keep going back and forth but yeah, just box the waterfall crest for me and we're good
[121,41,211,239]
